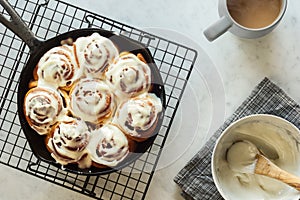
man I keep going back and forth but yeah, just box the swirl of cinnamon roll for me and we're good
[87,124,129,167]
[36,45,81,90]
[74,33,118,78]
[24,87,66,135]
[114,93,162,142]
[105,52,151,99]
[47,118,92,168]
[69,78,115,123]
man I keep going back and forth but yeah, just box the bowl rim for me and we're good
[211,113,300,199]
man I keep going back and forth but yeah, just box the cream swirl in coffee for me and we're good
[227,0,281,29]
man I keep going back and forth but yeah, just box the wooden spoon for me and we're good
[227,140,300,191]
[255,154,300,191]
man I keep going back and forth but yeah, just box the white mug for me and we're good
[204,0,287,42]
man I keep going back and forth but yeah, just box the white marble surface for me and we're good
[1,0,300,199]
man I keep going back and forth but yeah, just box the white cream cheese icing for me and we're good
[87,124,129,167]
[37,45,81,89]
[74,32,118,78]
[215,118,300,200]
[227,140,259,173]
[24,87,67,135]
[114,93,162,138]
[24,32,163,170]
[105,53,151,99]
[47,118,92,168]
[69,78,115,123]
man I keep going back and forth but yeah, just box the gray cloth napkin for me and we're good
[174,77,300,200]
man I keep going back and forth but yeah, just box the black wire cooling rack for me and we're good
[0,0,197,199]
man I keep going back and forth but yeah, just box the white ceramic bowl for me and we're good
[212,114,300,200]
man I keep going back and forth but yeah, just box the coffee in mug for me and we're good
[227,0,282,29]
[203,0,287,42]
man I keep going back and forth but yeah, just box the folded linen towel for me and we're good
[174,77,300,200]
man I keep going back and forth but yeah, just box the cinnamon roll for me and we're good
[114,93,162,142]
[105,52,151,99]
[23,32,164,171]
[69,78,115,124]
[74,32,118,78]
[36,45,80,90]
[24,87,66,135]
[47,118,92,169]
[87,124,129,167]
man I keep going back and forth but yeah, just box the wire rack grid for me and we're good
[0,0,197,199]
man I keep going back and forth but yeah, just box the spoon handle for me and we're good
[255,154,300,191]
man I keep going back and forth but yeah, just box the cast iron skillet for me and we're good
[0,0,165,175]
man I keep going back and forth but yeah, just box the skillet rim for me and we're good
[17,28,166,175]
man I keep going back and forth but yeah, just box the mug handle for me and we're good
[203,16,233,42]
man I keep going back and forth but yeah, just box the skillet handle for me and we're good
[0,0,42,51]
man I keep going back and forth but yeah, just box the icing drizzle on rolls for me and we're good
[36,45,80,90]
[105,53,151,99]
[114,93,162,141]
[69,78,115,123]
[74,33,118,78]
[87,124,129,167]
[24,32,164,170]
[24,87,66,135]
[47,118,92,169]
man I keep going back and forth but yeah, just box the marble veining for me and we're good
[1,0,300,199]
